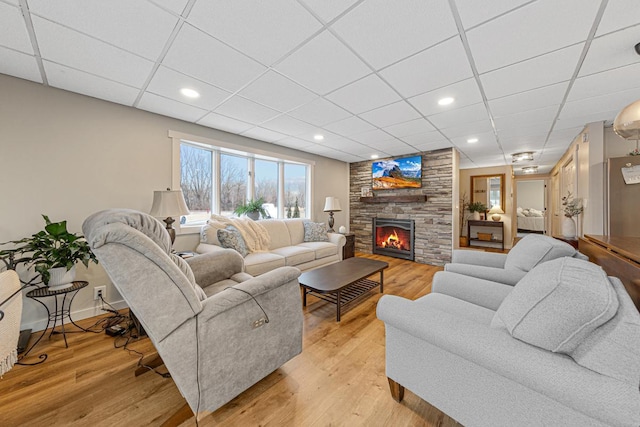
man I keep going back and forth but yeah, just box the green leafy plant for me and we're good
[233,198,269,219]
[468,201,487,213]
[459,191,470,236]
[0,215,98,285]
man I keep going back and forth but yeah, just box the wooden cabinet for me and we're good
[342,233,355,259]
[468,220,504,250]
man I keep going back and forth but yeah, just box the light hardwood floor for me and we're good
[0,254,462,427]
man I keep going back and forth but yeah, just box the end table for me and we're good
[26,281,89,351]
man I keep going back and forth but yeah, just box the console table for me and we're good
[468,220,504,250]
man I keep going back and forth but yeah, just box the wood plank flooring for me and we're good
[0,254,462,427]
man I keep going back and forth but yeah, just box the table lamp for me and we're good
[323,197,342,232]
[149,189,190,243]
[488,205,504,221]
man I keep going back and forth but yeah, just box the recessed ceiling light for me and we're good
[512,151,534,162]
[371,154,379,159]
[314,134,324,141]
[467,138,478,143]
[180,88,200,98]
[438,97,455,106]
[522,166,538,174]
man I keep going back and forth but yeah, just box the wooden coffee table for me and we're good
[299,257,389,321]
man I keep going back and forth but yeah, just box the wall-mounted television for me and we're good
[372,155,422,190]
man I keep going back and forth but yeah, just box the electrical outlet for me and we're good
[94,286,106,301]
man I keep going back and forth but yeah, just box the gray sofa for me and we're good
[377,256,640,426]
[197,218,346,276]
[445,233,587,285]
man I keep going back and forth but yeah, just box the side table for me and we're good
[25,281,89,352]
[342,233,355,259]
[552,235,579,249]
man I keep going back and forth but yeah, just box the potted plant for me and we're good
[468,201,487,221]
[233,198,269,220]
[459,192,470,247]
[0,215,98,290]
[561,192,583,238]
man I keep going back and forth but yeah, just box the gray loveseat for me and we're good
[197,218,346,276]
[377,256,640,426]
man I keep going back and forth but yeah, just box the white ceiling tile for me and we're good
[260,115,319,136]
[383,118,436,138]
[555,110,616,131]
[298,0,359,23]
[241,127,288,143]
[32,16,154,87]
[287,97,351,126]
[494,105,559,131]
[498,123,549,141]
[238,71,316,112]
[401,131,448,146]
[480,44,583,100]
[454,0,531,29]
[568,62,640,101]
[439,119,494,139]
[275,31,370,95]
[428,102,489,129]
[44,61,138,106]
[273,137,315,150]
[29,0,177,60]
[334,154,366,163]
[138,92,208,122]
[561,89,640,121]
[467,0,599,73]
[449,131,497,148]
[0,3,34,54]
[323,115,376,136]
[146,66,232,110]
[163,24,266,92]
[148,0,189,15]
[332,0,457,69]
[197,113,254,134]
[297,130,344,144]
[188,0,322,66]
[363,138,407,151]
[380,37,474,98]
[580,26,640,77]
[412,140,453,152]
[350,129,395,144]
[310,136,358,150]
[358,101,421,128]
[2,0,19,5]
[0,46,42,83]
[409,78,483,117]
[339,141,379,156]
[384,142,420,157]
[214,96,281,124]
[596,0,640,36]
[489,82,568,117]
[325,74,401,114]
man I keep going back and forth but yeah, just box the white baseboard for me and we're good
[21,299,129,332]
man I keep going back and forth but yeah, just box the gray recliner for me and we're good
[82,209,303,421]
[444,233,587,286]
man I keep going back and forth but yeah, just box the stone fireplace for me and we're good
[373,218,415,260]
[350,148,453,266]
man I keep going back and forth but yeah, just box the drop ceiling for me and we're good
[2,0,639,174]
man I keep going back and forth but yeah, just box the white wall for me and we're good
[0,74,349,331]
[516,180,544,211]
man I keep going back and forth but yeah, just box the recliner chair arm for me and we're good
[451,249,507,267]
[186,249,244,288]
[444,263,525,286]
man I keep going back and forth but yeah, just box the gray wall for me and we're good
[0,74,349,330]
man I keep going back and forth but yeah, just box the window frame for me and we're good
[169,130,314,234]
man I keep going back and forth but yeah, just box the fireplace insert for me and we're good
[372,218,415,261]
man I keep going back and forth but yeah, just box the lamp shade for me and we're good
[613,99,640,140]
[149,190,190,218]
[488,205,504,215]
[323,197,342,212]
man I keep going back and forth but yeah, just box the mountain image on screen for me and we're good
[372,155,422,189]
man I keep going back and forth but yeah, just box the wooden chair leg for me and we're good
[388,377,405,403]
[135,353,164,377]
[161,402,193,427]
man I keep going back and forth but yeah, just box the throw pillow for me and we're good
[303,221,328,242]
[491,257,619,354]
[200,220,227,245]
[217,226,249,257]
[504,233,575,272]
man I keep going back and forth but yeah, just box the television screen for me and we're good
[372,155,422,190]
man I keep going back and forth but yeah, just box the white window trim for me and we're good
[169,130,315,235]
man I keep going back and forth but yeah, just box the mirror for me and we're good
[471,174,505,213]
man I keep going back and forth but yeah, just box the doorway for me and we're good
[515,180,547,237]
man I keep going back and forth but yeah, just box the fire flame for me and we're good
[381,229,404,250]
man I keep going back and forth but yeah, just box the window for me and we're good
[172,133,313,229]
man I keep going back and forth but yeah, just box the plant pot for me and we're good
[48,266,76,291]
[562,217,576,238]
[472,211,480,220]
[459,236,469,247]
[246,212,259,221]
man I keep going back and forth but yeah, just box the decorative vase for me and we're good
[562,217,576,238]
[246,212,259,221]
[338,226,346,234]
[47,266,76,291]
[472,211,480,220]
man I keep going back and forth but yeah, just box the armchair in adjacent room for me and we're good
[82,209,303,423]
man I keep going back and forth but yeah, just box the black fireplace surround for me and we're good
[372,218,415,261]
